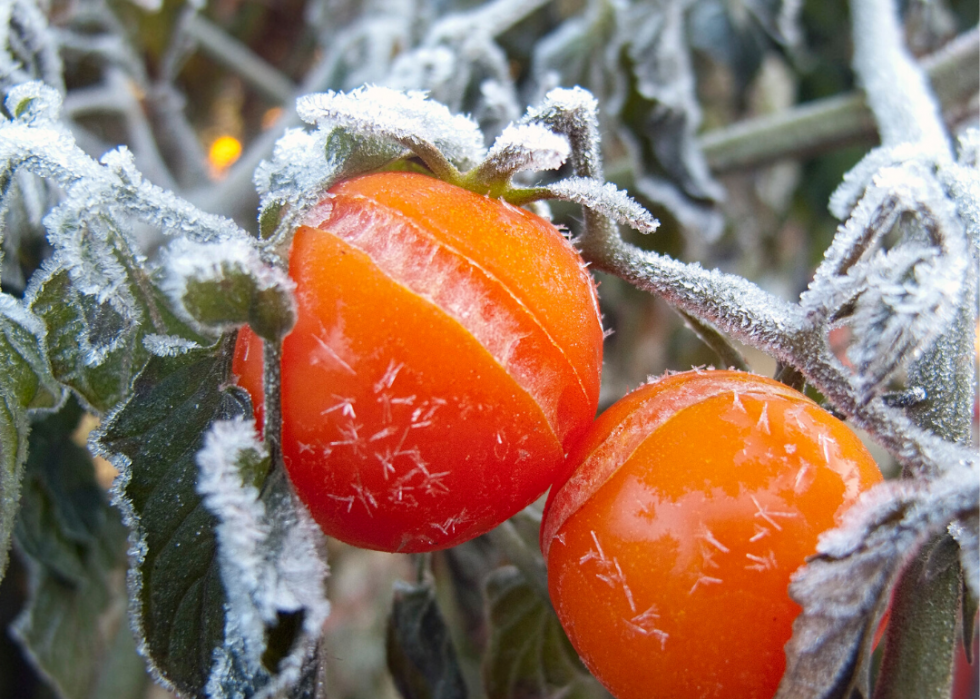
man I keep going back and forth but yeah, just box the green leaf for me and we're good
[0,293,62,584]
[30,265,150,414]
[195,420,330,698]
[95,342,246,696]
[387,579,469,699]
[30,233,211,413]
[0,385,28,586]
[0,295,63,411]
[12,398,149,699]
[166,238,296,342]
[483,566,609,699]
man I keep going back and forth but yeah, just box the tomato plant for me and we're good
[234,170,603,553]
[541,370,883,699]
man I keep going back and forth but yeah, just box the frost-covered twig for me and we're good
[850,0,949,151]
[700,28,979,173]
[63,69,178,191]
[0,84,246,246]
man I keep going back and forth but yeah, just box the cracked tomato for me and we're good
[233,171,603,553]
[541,370,882,699]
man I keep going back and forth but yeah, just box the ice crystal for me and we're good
[197,418,330,699]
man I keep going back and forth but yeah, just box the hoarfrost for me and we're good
[778,458,979,697]
[523,87,603,179]
[297,86,486,171]
[162,237,296,339]
[547,177,660,235]
[4,80,61,124]
[0,0,63,93]
[197,418,330,699]
[480,123,570,178]
[802,158,969,401]
[142,333,201,357]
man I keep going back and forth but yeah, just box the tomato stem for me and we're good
[486,519,551,606]
[872,537,961,699]
[261,338,284,468]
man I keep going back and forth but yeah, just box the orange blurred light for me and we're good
[209,135,242,174]
[262,107,283,130]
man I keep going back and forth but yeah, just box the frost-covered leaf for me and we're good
[96,342,326,699]
[0,0,63,93]
[802,161,969,400]
[483,566,609,699]
[776,461,980,699]
[531,2,725,242]
[845,243,955,397]
[0,361,29,585]
[163,238,296,342]
[0,110,244,410]
[473,124,569,185]
[523,87,603,179]
[0,292,62,583]
[545,177,660,234]
[0,293,61,411]
[29,262,149,414]
[623,1,723,203]
[196,419,330,699]
[94,345,246,697]
[386,579,468,699]
[254,126,403,246]
[297,87,486,173]
[12,400,149,699]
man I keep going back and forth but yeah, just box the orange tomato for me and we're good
[234,171,603,552]
[542,370,882,699]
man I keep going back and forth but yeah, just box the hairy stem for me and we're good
[845,0,973,696]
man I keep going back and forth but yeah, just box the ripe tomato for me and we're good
[234,171,603,553]
[541,370,882,699]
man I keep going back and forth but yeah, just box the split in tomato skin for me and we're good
[233,172,603,553]
[542,370,883,699]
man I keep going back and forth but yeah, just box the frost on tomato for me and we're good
[541,370,882,699]
[234,172,602,553]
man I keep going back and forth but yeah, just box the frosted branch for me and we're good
[849,0,949,151]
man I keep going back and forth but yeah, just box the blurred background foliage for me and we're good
[0,0,977,697]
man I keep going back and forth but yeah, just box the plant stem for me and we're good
[261,339,284,466]
[486,519,551,604]
[872,538,961,699]
[843,0,975,695]
[699,27,977,173]
[184,14,296,105]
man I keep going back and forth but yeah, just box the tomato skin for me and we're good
[234,172,602,553]
[542,370,882,699]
